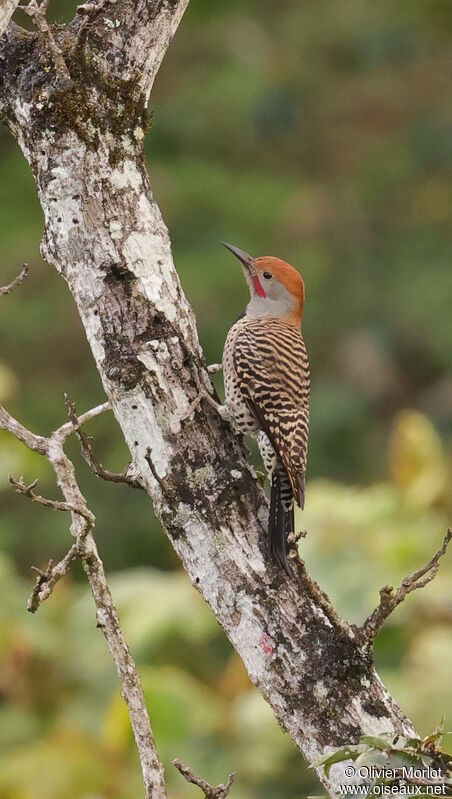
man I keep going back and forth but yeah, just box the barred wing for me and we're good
[233,318,310,507]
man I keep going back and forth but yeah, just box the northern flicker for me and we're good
[221,242,310,576]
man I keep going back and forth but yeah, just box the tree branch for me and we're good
[9,475,95,522]
[28,547,79,613]
[0,405,48,454]
[70,0,190,101]
[172,759,236,799]
[55,399,111,442]
[0,263,28,296]
[0,403,168,798]
[20,0,70,80]
[0,0,21,39]
[357,529,452,643]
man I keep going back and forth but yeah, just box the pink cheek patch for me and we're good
[252,275,266,298]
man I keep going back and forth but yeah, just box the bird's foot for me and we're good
[287,529,308,545]
[182,366,234,425]
[207,362,222,375]
[182,384,216,421]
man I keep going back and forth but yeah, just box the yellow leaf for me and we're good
[101,692,132,752]
[388,410,447,507]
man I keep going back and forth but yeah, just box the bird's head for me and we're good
[222,241,305,327]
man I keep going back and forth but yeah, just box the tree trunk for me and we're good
[0,4,417,795]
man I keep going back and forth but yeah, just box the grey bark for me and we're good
[0,0,20,39]
[0,3,421,796]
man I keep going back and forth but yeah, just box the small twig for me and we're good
[0,263,28,297]
[172,759,236,799]
[9,475,95,524]
[64,394,142,489]
[358,529,452,643]
[55,399,111,443]
[144,447,173,494]
[28,546,79,613]
[21,0,70,80]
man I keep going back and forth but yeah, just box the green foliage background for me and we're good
[0,0,451,797]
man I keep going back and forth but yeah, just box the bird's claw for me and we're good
[207,362,222,375]
[182,365,234,425]
[182,388,234,425]
[182,385,214,421]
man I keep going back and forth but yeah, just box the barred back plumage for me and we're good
[223,315,310,574]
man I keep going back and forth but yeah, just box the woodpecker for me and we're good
[221,242,310,576]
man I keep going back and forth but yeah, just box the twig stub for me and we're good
[27,547,79,613]
[172,759,236,799]
[64,394,142,489]
[144,447,174,495]
[0,263,29,297]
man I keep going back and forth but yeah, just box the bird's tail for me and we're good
[269,471,294,576]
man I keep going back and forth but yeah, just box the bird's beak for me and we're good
[221,241,255,273]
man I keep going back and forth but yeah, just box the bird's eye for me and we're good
[263,271,272,280]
